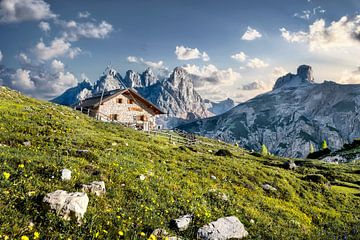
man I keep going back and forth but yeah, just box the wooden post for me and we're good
[87,108,90,116]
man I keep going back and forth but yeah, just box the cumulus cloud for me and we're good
[17,53,31,64]
[60,20,113,41]
[280,15,360,52]
[0,0,56,23]
[51,59,64,72]
[10,68,35,91]
[175,45,210,61]
[231,51,247,62]
[38,21,50,32]
[127,56,139,63]
[241,26,262,41]
[33,38,81,61]
[241,80,266,90]
[246,58,269,69]
[183,64,241,87]
[272,67,288,79]
[338,67,360,84]
[78,11,90,19]
[0,50,2,62]
[126,56,167,71]
[0,64,78,99]
[280,27,308,43]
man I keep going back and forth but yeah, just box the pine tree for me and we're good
[261,144,269,156]
[322,140,328,149]
[310,143,315,153]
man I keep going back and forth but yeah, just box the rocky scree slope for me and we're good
[0,86,359,239]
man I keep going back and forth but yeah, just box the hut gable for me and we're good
[77,89,164,130]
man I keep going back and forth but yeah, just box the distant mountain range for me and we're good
[178,65,360,158]
[52,66,235,128]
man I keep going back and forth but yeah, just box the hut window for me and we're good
[110,114,118,121]
[140,115,148,121]
[127,99,134,104]
[117,98,123,104]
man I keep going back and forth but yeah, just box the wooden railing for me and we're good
[146,129,197,146]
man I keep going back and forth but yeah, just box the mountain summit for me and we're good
[273,65,315,90]
[178,65,360,157]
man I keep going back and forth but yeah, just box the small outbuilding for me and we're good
[76,88,164,130]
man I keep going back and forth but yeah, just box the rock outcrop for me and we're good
[43,190,89,224]
[197,216,248,240]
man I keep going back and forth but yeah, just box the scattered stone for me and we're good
[152,228,168,238]
[211,175,217,180]
[81,181,106,196]
[139,174,146,181]
[43,190,89,224]
[168,237,183,240]
[23,141,31,147]
[221,193,229,201]
[120,183,126,187]
[197,216,248,240]
[250,219,255,224]
[208,149,213,153]
[283,161,297,170]
[125,142,129,146]
[112,142,117,146]
[262,184,277,191]
[171,214,193,231]
[61,169,72,181]
[0,143,8,147]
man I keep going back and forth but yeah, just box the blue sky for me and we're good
[0,0,359,100]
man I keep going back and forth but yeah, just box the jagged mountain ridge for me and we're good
[178,65,360,158]
[52,66,234,128]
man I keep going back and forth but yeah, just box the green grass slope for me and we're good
[0,86,359,239]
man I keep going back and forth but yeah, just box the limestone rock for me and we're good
[197,216,248,240]
[43,190,89,224]
[61,169,72,181]
[283,161,297,170]
[81,181,106,196]
[171,214,193,231]
[262,184,277,191]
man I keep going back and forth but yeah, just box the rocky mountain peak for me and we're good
[297,65,314,82]
[168,67,192,87]
[141,67,157,86]
[123,70,141,88]
[273,65,315,90]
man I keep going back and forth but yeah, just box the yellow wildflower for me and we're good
[34,232,40,239]
[118,231,124,236]
[140,232,146,237]
[21,236,29,240]
[148,234,157,240]
[4,236,9,240]
[3,172,10,180]
[18,164,25,168]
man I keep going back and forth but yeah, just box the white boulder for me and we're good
[43,190,89,224]
[171,214,193,231]
[61,169,72,181]
[197,216,248,240]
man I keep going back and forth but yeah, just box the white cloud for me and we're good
[175,45,210,61]
[272,67,288,79]
[294,6,326,20]
[231,51,247,62]
[246,58,269,69]
[127,56,139,63]
[0,50,3,62]
[11,68,35,90]
[80,73,90,82]
[126,56,167,70]
[241,26,262,41]
[280,27,308,43]
[17,53,31,64]
[60,20,113,41]
[38,21,50,32]
[183,64,241,87]
[0,0,56,23]
[78,11,90,19]
[241,80,266,90]
[33,38,81,61]
[338,67,360,84]
[280,15,360,52]
[51,59,64,72]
